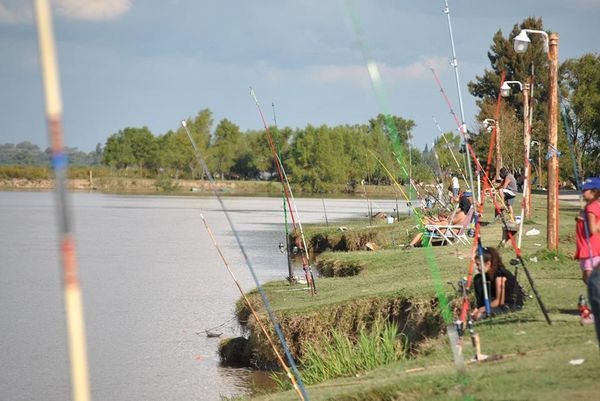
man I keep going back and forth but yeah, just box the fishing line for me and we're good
[432,65,493,317]
[271,101,296,283]
[250,88,317,295]
[432,116,469,189]
[368,150,425,225]
[345,0,465,372]
[438,88,552,325]
[200,214,307,401]
[34,2,92,400]
[452,131,552,325]
[181,121,310,400]
[442,0,477,206]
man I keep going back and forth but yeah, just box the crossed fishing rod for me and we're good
[181,121,310,400]
[432,77,553,326]
[250,88,317,296]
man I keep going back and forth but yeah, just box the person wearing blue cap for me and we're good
[575,177,600,334]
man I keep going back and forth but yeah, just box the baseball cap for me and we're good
[581,177,600,191]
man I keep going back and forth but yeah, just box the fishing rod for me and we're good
[432,116,468,188]
[442,98,552,325]
[442,0,475,197]
[432,61,494,318]
[200,214,307,401]
[34,2,92,400]
[412,178,452,212]
[345,0,465,371]
[429,141,453,208]
[250,88,316,295]
[368,151,425,224]
[481,70,506,189]
[432,69,551,324]
[181,121,310,398]
[457,135,552,325]
[432,68,507,209]
[271,101,295,283]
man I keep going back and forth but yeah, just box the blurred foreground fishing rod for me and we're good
[34,1,92,400]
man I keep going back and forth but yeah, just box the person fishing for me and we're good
[497,167,518,219]
[574,177,600,328]
[451,173,460,201]
[471,247,524,321]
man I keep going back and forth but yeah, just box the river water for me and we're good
[0,191,406,401]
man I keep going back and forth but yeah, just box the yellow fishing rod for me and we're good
[367,149,426,226]
[200,214,307,401]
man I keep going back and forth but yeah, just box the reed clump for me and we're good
[299,320,408,385]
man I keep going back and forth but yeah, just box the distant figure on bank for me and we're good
[498,167,518,219]
[452,173,460,200]
[575,177,600,330]
[471,247,524,321]
[436,179,445,205]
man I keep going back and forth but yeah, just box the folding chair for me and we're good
[423,207,473,246]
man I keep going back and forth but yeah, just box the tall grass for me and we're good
[294,320,407,386]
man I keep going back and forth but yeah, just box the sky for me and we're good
[1,0,599,152]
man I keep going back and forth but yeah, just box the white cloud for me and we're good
[297,56,449,86]
[54,0,131,20]
[0,0,131,23]
[0,1,32,23]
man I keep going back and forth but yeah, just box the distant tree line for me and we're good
[100,110,439,192]
[0,141,102,166]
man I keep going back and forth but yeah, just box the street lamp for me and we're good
[501,79,533,245]
[483,118,496,133]
[513,29,549,54]
[514,27,560,250]
[500,81,523,97]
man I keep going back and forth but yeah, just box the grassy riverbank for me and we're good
[232,193,599,400]
[0,166,402,196]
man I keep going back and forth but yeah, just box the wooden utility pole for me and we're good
[547,33,559,250]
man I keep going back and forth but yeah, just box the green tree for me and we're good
[210,118,241,179]
[468,17,585,182]
[103,127,157,173]
[230,130,273,179]
[560,53,600,177]
[178,109,213,178]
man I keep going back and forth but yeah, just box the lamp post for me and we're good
[514,28,559,250]
[501,80,531,246]
[483,118,501,178]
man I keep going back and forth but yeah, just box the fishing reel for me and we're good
[278,242,286,253]
[448,277,468,294]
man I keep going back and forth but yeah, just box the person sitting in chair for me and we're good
[404,191,472,248]
[471,247,524,320]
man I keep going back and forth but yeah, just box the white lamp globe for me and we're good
[513,30,531,54]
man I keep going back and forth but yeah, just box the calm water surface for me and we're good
[0,192,406,401]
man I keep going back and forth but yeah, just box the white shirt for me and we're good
[452,176,459,189]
